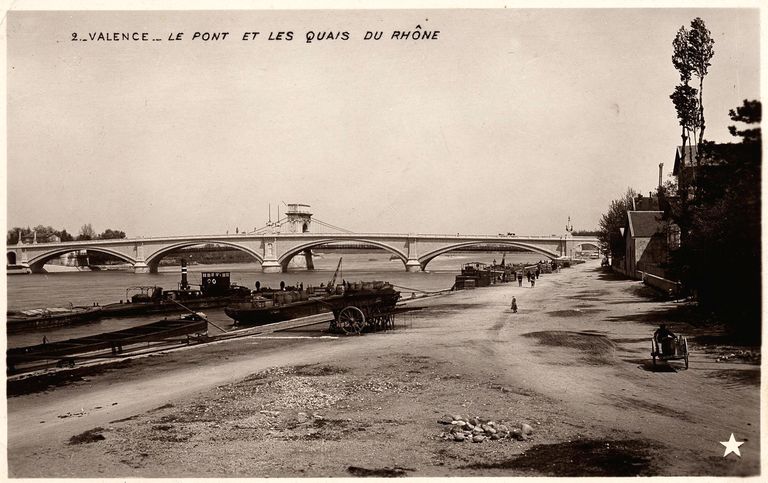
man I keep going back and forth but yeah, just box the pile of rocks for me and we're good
[437,414,534,443]
[715,349,760,364]
[269,375,346,410]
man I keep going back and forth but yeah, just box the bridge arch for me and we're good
[419,241,560,271]
[145,240,264,273]
[26,247,137,273]
[277,238,408,270]
[574,242,599,251]
[7,251,17,265]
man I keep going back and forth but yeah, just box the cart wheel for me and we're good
[338,306,365,335]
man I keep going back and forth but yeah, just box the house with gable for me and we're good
[620,211,669,280]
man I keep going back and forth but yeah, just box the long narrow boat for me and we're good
[6,264,249,333]
[6,316,208,373]
[7,306,103,334]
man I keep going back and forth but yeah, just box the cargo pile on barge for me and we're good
[453,259,554,290]
[224,258,401,334]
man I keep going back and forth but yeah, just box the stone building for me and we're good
[619,211,669,280]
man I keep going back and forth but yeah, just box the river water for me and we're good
[6,251,542,347]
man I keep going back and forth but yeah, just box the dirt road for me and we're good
[6,262,760,477]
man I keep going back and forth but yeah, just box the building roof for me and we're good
[673,145,697,175]
[626,211,664,238]
[673,144,731,176]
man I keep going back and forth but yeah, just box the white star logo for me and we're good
[720,433,744,457]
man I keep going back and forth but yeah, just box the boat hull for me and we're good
[8,294,249,334]
[99,296,241,318]
[224,298,332,325]
[7,307,103,334]
[7,317,208,372]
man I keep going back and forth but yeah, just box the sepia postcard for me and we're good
[3,1,763,479]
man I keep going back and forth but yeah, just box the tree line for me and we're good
[598,17,760,339]
[7,223,126,244]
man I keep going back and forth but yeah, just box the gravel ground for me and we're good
[7,261,761,477]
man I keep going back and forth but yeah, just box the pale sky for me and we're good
[6,8,761,237]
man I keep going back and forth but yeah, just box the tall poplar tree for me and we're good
[670,18,714,192]
[688,17,715,166]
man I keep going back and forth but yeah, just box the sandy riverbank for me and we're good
[6,261,760,477]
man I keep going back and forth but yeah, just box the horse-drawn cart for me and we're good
[651,335,689,369]
[324,282,401,335]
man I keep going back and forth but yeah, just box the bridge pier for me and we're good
[133,262,150,274]
[261,260,282,273]
[303,249,315,270]
[404,259,423,272]
[7,263,31,274]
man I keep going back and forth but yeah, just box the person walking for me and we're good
[530,277,535,288]
[510,297,518,313]
[517,271,523,287]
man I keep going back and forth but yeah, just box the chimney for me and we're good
[180,259,188,290]
[658,163,664,188]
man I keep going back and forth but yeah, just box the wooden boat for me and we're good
[7,315,208,373]
[224,287,337,326]
[7,263,249,333]
[99,265,250,317]
[7,306,103,334]
[225,258,401,328]
[454,262,496,289]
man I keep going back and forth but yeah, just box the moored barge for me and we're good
[7,314,208,373]
[224,286,336,326]
[6,262,249,333]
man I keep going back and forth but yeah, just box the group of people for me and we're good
[510,263,547,312]
[516,268,541,287]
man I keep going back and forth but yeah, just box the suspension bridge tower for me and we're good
[285,203,313,233]
[285,203,315,270]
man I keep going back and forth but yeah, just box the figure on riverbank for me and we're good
[517,272,523,286]
[654,324,675,340]
[510,297,517,313]
[530,277,535,288]
[654,324,676,355]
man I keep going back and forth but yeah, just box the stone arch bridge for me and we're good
[7,233,599,274]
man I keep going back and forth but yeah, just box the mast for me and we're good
[327,258,343,289]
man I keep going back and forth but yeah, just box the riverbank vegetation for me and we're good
[7,224,126,244]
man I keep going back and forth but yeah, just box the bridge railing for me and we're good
[10,232,597,247]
